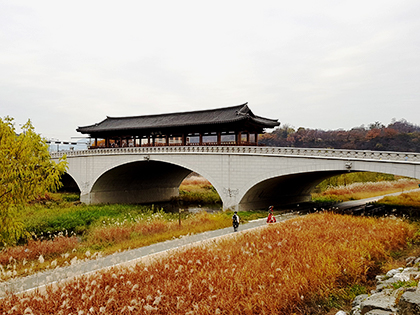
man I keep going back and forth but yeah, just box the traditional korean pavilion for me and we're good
[76,103,280,148]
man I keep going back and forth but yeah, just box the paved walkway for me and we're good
[0,212,297,297]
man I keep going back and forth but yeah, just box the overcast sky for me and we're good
[1,0,419,140]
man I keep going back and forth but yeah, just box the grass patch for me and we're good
[391,280,419,290]
[377,190,420,208]
[312,178,419,202]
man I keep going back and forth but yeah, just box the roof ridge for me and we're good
[106,102,249,120]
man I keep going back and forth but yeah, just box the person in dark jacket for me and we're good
[232,211,240,232]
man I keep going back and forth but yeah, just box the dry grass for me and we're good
[378,190,420,208]
[84,211,228,254]
[312,178,419,202]
[0,236,78,265]
[0,236,78,279]
[177,176,221,205]
[181,176,212,187]
[0,213,415,314]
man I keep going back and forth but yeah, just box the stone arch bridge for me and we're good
[50,146,420,211]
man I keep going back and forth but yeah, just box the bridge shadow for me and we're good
[238,170,348,211]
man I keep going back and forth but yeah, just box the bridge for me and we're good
[50,146,420,211]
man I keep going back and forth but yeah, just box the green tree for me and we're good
[0,116,67,246]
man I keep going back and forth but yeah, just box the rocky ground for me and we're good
[335,256,420,315]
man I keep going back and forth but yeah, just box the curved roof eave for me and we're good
[76,102,280,134]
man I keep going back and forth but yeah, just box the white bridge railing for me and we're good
[50,146,420,162]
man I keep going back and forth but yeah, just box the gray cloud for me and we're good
[1,0,419,139]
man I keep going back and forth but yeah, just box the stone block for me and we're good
[397,291,420,315]
[360,292,397,314]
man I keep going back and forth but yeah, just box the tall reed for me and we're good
[1,213,415,314]
[312,178,419,202]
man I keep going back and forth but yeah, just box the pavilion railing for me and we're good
[89,141,257,149]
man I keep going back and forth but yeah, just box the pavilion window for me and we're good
[249,133,255,144]
[203,132,217,144]
[240,132,249,144]
[155,136,165,146]
[169,135,182,145]
[221,133,235,144]
[187,134,200,145]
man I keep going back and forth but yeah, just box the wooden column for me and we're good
[94,138,98,147]
[166,135,169,146]
[237,132,242,145]
[182,134,186,146]
[217,132,221,145]
[199,133,203,145]
[255,133,259,146]
[246,132,250,144]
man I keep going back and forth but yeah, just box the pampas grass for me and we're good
[0,213,415,314]
[312,178,419,202]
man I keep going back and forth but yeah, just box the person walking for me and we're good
[267,205,276,223]
[267,212,276,223]
[232,211,240,232]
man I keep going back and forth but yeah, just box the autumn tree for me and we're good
[0,117,67,246]
[260,119,420,152]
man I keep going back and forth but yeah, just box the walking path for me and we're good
[0,212,298,297]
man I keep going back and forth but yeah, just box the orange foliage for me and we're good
[181,176,211,187]
[0,236,78,265]
[0,213,415,314]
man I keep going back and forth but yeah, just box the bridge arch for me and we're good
[59,173,81,193]
[83,159,225,206]
[238,170,346,210]
[237,159,420,211]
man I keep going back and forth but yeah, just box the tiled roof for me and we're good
[77,103,279,134]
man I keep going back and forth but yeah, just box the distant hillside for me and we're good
[260,119,420,152]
